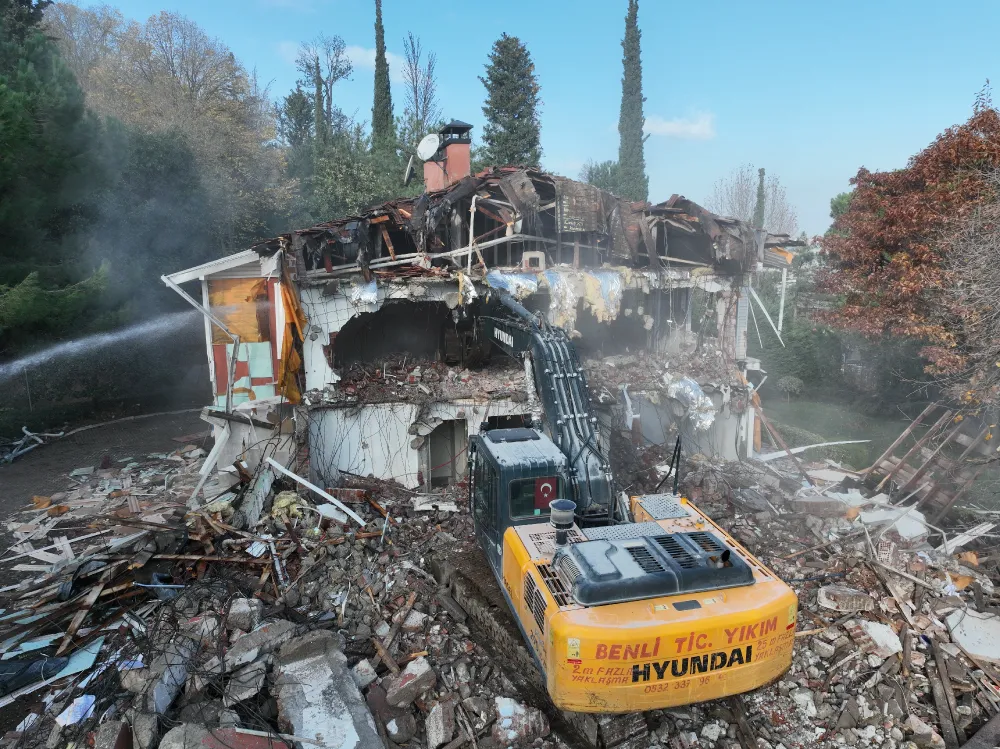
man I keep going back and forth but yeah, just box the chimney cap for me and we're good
[439,121,473,144]
[440,120,473,134]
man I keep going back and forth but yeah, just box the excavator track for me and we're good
[428,547,651,749]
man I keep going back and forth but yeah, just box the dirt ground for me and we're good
[0,410,207,523]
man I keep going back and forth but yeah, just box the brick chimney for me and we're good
[424,120,473,191]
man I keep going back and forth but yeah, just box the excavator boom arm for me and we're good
[478,290,613,518]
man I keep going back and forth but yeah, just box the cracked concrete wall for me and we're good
[308,399,531,489]
[298,280,462,393]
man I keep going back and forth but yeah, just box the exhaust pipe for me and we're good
[549,499,577,548]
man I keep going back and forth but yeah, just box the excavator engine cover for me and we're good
[552,531,753,606]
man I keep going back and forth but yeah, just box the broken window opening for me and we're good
[520,292,550,319]
[650,287,693,353]
[689,288,719,337]
[571,294,650,358]
[334,301,450,369]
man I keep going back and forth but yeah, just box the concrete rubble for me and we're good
[5,406,1000,749]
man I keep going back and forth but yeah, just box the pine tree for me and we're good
[0,0,51,46]
[371,0,394,150]
[753,168,766,228]
[0,6,108,344]
[617,0,647,202]
[479,33,541,167]
[278,85,314,147]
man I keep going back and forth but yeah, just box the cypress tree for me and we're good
[753,168,766,228]
[371,0,394,150]
[479,33,541,167]
[617,0,647,202]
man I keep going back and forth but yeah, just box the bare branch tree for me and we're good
[45,5,293,250]
[764,177,797,237]
[706,163,799,235]
[941,169,1000,403]
[399,32,441,151]
[296,34,352,131]
[43,3,125,89]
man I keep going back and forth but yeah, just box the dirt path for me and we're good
[0,410,207,521]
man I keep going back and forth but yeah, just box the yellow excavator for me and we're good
[467,289,797,717]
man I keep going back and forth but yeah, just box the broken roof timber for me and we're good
[249,169,786,280]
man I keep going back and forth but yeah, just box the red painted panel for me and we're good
[212,345,229,396]
[233,359,250,381]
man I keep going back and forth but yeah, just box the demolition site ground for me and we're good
[2,408,1000,749]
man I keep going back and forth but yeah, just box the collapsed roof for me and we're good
[252,168,800,279]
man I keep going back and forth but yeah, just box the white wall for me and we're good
[309,403,418,488]
[308,399,531,489]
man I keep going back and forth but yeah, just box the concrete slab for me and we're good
[224,660,267,707]
[273,630,382,748]
[224,620,296,671]
[947,609,1000,663]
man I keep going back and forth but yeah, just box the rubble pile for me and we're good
[304,355,527,407]
[0,435,563,749]
[5,424,1000,749]
[678,456,1000,749]
[583,334,736,396]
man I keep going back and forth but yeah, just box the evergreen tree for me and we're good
[0,0,50,46]
[617,0,647,202]
[753,168,766,228]
[479,33,541,167]
[0,4,107,345]
[580,160,620,194]
[278,84,314,147]
[371,0,394,150]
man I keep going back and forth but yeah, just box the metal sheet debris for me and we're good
[947,610,1000,663]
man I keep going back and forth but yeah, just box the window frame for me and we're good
[507,476,562,520]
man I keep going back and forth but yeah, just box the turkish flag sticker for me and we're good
[535,477,557,510]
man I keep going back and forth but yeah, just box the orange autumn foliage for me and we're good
[821,94,1000,376]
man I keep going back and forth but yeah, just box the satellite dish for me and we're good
[403,155,415,186]
[417,133,441,161]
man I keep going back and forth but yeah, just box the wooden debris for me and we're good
[372,591,417,669]
[372,638,400,674]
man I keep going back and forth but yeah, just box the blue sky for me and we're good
[81,0,1000,236]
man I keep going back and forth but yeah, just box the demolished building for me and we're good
[163,122,800,495]
[10,126,1000,749]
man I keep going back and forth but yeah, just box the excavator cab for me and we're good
[469,427,568,576]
